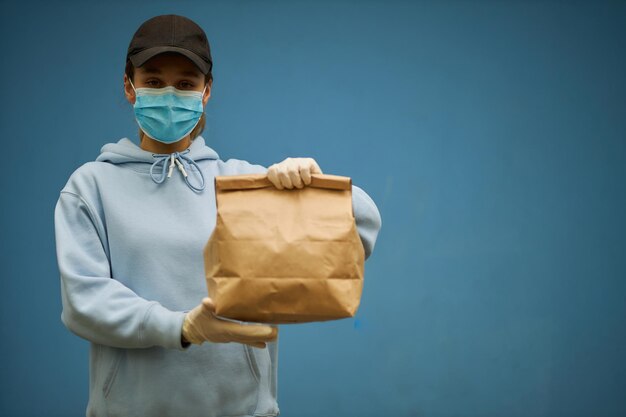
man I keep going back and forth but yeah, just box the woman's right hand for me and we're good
[182,297,278,348]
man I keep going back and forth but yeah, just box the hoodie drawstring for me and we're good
[150,149,205,192]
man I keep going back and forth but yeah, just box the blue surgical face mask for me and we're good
[129,78,207,144]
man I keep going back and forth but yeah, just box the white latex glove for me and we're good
[267,157,323,190]
[182,297,278,348]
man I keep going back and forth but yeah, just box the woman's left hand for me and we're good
[267,157,323,190]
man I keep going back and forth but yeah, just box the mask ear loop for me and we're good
[200,83,208,101]
[128,77,137,94]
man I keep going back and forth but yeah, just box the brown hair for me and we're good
[125,58,213,142]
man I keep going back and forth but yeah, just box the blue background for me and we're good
[1,1,625,416]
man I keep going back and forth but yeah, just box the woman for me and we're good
[54,14,382,417]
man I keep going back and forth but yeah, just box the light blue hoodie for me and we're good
[54,135,382,417]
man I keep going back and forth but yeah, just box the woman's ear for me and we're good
[123,74,136,105]
[202,78,212,106]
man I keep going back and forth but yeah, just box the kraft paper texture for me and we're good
[203,173,365,324]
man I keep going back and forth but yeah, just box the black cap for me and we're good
[127,14,212,75]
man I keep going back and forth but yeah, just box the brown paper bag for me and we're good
[203,173,365,324]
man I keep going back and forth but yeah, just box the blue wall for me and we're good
[1,1,625,416]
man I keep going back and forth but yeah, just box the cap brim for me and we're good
[129,46,211,74]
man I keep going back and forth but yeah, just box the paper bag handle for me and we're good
[215,173,352,191]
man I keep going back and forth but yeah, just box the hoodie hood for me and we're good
[96,135,219,193]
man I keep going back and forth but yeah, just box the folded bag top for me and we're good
[203,173,365,324]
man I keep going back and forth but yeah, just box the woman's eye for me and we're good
[180,82,193,89]
[146,80,160,87]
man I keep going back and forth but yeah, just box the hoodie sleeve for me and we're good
[54,191,189,351]
[351,184,382,260]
